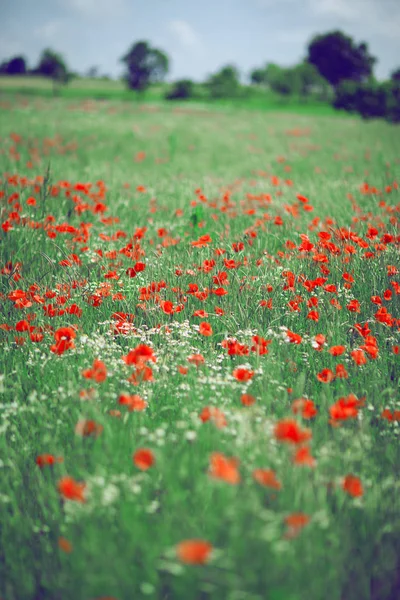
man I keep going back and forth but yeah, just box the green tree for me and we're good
[206,64,241,99]
[307,31,376,88]
[250,67,267,86]
[292,62,328,98]
[121,41,169,93]
[264,63,295,98]
[34,49,69,94]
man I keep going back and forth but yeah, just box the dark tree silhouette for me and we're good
[35,49,69,83]
[307,31,376,88]
[0,55,27,75]
[121,41,169,92]
[165,79,194,100]
[33,49,70,95]
[391,68,400,82]
[250,68,267,85]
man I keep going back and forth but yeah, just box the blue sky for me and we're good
[1,0,399,81]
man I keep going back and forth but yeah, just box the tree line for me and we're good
[1,32,399,122]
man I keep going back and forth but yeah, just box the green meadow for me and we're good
[0,96,399,600]
[0,76,337,115]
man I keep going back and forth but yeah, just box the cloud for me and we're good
[308,0,358,20]
[307,0,400,38]
[255,0,400,39]
[255,0,297,7]
[34,20,62,41]
[66,0,127,19]
[168,20,201,48]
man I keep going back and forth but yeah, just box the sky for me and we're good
[0,0,399,82]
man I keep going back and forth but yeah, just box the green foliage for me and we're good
[250,62,330,102]
[121,40,169,92]
[307,30,376,88]
[205,64,241,99]
[250,68,267,86]
[34,49,69,84]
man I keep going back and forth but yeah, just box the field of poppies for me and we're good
[0,96,399,600]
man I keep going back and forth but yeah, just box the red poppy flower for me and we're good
[291,398,318,419]
[119,394,147,411]
[122,344,156,366]
[253,468,281,489]
[274,419,312,445]
[187,353,205,366]
[176,539,213,565]
[199,406,227,428]
[199,322,213,336]
[342,474,364,497]
[328,345,346,356]
[351,349,367,366]
[75,419,103,437]
[292,446,316,467]
[232,367,254,382]
[58,476,86,502]
[36,454,63,467]
[82,359,107,383]
[209,452,240,485]
[241,393,256,406]
[133,448,155,470]
[317,368,335,383]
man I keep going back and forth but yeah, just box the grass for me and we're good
[0,76,338,116]
[0,96,399,600]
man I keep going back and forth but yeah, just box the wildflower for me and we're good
[199,322,213,336]
[36,454,63,467]
[133,448,155,470]
[187,353,205,367]
[82,359,107,383]
[176,540,213,565]
[291,398,318,419]
[351,349,367,366]
[209,452,240,485]
[329,394,362,424]
[119,394,147,412]
[50,326,76,355]
[253,468,281,489]
[232,367,254,382]
[285,329,302,344]
[199,406,227,428]
[75,419,103,438]
[58,537,73,553]
[335,364,348,378]
[274,419,312,445]
[58,476,86,502]
[241,393,256,406]
[284,513,310,538]
[328,345,346,356]
[292,446,316,467]
[347,299,361,313]
[122,344,156,366]
[342,474,364,497]
[317,368,335,383]
[126,262,146,277]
